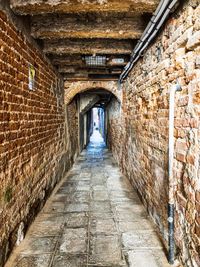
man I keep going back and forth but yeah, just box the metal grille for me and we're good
[84,56,107,66]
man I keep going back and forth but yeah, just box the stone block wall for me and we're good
[66,99,79,157]
[0,9,78,266]
[107,96,122,156]
[64,80,121,104]
[108,1,200,266]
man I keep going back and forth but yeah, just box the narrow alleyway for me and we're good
[5,131,170,267]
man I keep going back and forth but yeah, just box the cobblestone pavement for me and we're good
[5,134,171,267]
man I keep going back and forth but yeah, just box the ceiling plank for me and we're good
[43,39,133,55]
[50,55,83,66]
[58,66,123,74]
[31,14,145,40]
[10,0,159,15]
[64,77,119,82]
[63,73,119,81]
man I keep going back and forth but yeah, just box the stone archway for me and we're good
[64,80,121,104]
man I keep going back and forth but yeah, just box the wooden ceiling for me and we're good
[10,0,159,82]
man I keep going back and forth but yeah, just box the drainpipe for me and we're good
[168,83,181,264]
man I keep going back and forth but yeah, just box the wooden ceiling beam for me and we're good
[31,14,145,40]
[64,77,119,82]
[63,73,119,81]
[58,66,123,74]
[43,39,133,55]
[50,55,83,66]
[10,0,159,15]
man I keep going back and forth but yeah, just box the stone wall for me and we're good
[66,99,79,157]
[107,96,122,156]
[108,1,200,266]
[64,80,121,104]
[0,9,78,266]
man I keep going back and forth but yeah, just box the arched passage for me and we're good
[65,85,121,152]
[64,80,121,105]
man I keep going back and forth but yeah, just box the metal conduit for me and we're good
[119,0,180,82]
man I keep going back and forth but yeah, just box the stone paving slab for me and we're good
[62,212,89,228]
[52,254,87,267]
[18,237,57,255]
[27,221,62,237]
[5,139,172,267]
[126,250,170,267]
[15,254,52,267]
[90,218,118,236]
[58,228,87,254]
[122,231,163,250]
[118,219,156,232]
[92,190,109,201]
[35,213,64,224]
[90,211,114,219]
[90,201,111,213]
[89,235,123,265]
[115,210,148,222]
[43,201,66,213]
[64,203,89,213]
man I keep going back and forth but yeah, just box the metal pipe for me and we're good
[168,203,175,264]
[119,0,180,82]
[138,0,168,43]
[168,83,182,264]
[120,0,169,79]
[139,0,170,43]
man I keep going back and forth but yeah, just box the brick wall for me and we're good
[64,80,121,104]
[0,9,78,266]
[108,1,200,266]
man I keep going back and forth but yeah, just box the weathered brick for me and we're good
[0,8,79,267]
[107,2,200,266]
[186,30,200,50]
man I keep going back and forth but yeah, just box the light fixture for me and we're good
[84,55,107,66]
